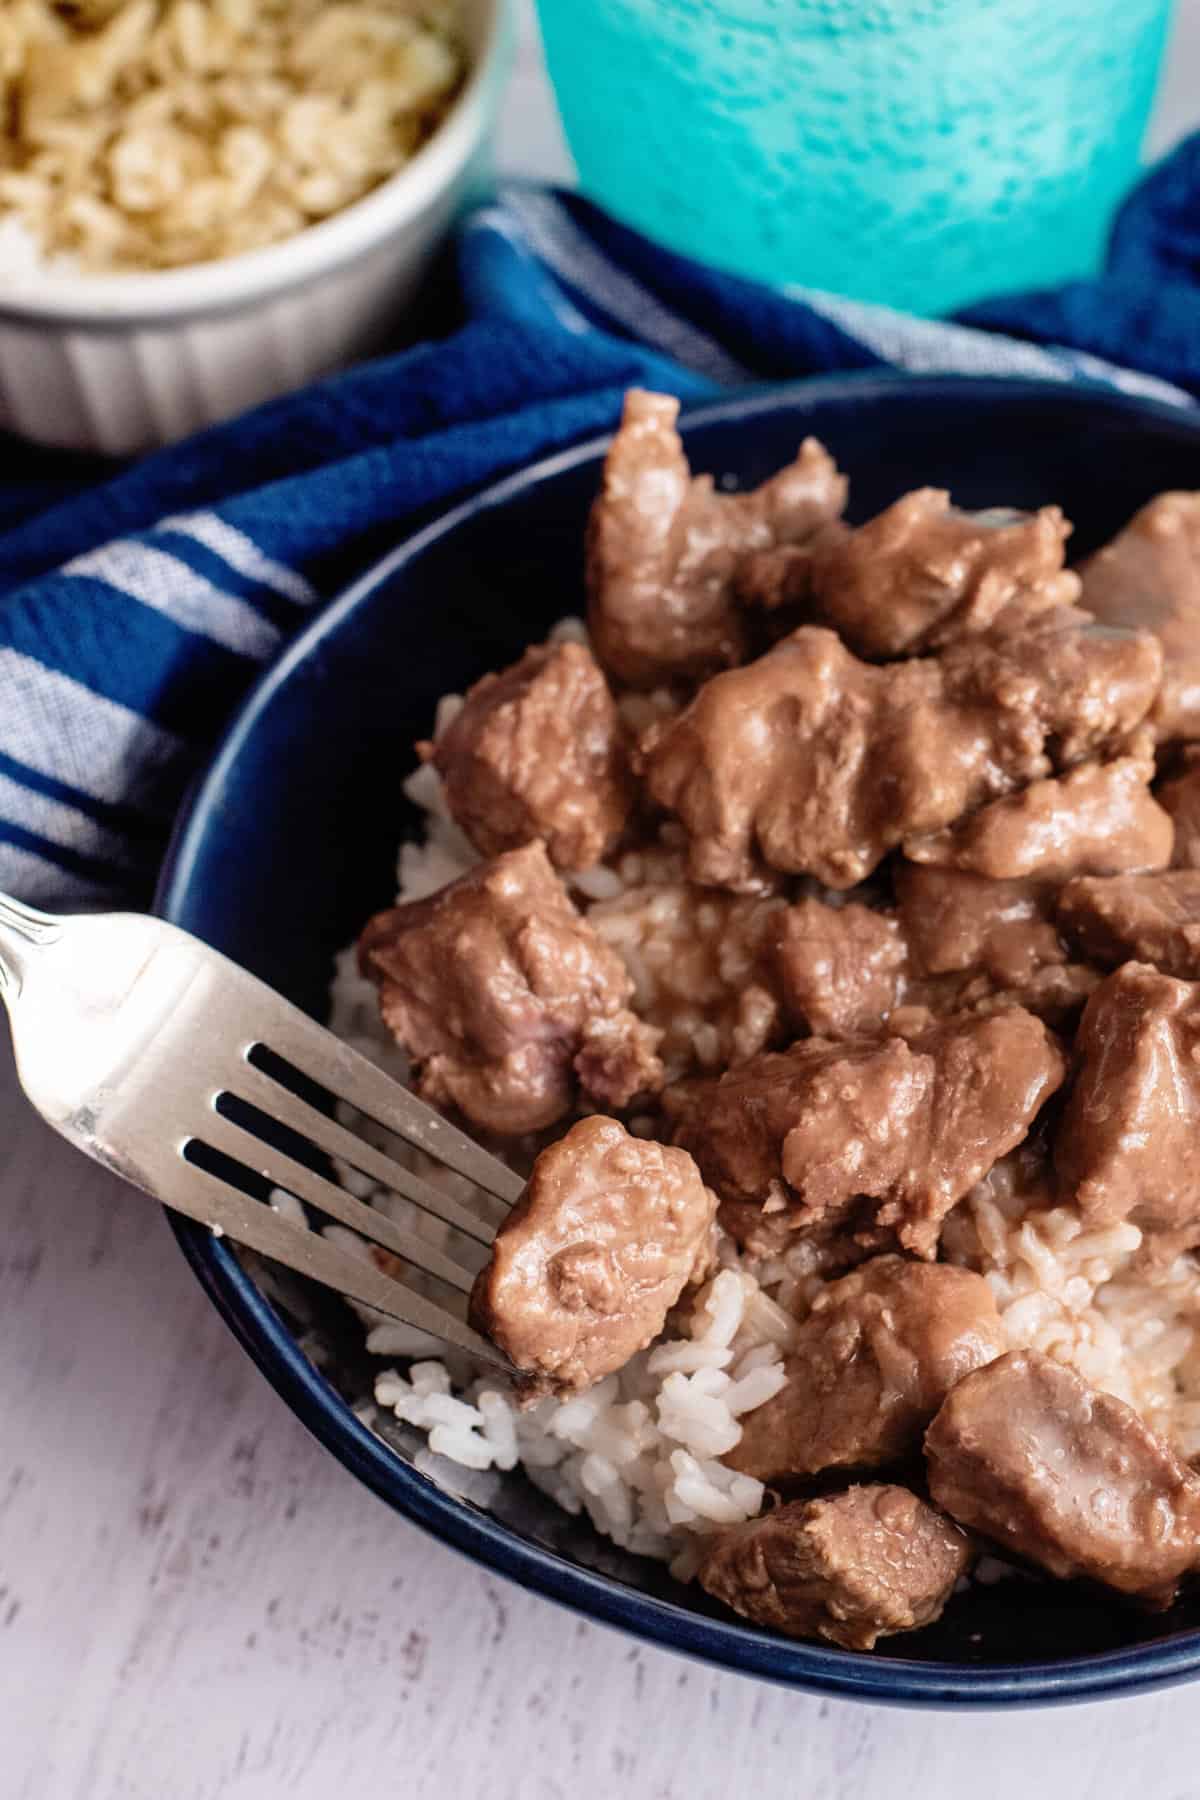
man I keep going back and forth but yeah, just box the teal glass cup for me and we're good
[535,0,1175,316]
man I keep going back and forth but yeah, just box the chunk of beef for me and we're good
[904,743,1173,882]
[773,898,907,1037]
[588,883,786,1079]
[469,1116,716,1397]
[1159,750,1200,869]
[1078,492,1200,743]
[585,389,847,687]
[425,640,632,871]
[1055,962,1200,1237]
[727,1256,1005,1483]
[747,487,1079,658]
[698,1485,970,1650]
[675,1008,1065,1258]
[893,862,1098,1031]
[1058,872,1200,977]
[894,863,1063,987]
[925,1349,1200,1605]
[638,611,1162,892]
[358,842,663,1137]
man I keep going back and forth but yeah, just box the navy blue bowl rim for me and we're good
[157,370,1200,1709]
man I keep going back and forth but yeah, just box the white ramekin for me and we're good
[0,0,510,456]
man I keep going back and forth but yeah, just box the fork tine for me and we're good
[256,1019,527,1208]
[204,1112,483,1296]
[235,1061,504,1249]
[161,1153,510,1368]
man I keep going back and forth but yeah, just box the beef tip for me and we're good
[903,742,1173,882]
[585,389,847,687]
[935,603,1162,770]
[925,1348,1200,1605]
[1078,492,1200,743]
[588,883,787,1079]
[773,898,907,1038]
[1054,962,1200,1237]
[1158,750,1200,869]
[469,1116,716,1398]
[638,610,1162,892]
[425,640,632,871]
[698,1485,970,1650]
[358,842,663,1136]
[797,488,1079,658]
[894,863,1063,988]
[727,1256,1005,1483]
[675,1008,1064,1258]
[1058,872,1200,977]
[892,862,1098,1031]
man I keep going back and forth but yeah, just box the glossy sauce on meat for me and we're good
[358,841,662,1136]
[1055,962,1200,1238]
[903,742,1173,882]
[675,1008,1064,1258]
[426,640,632,871]
[1078,492,1200,742]
[797,487,1079,657]
[698,1485,970,1650]
[586,389,846,687]
[638,611,1161,892]
[1058,871,1200,977]
[727,1256,1005,1482]
[469,1116,716,1398]
[926,1349,1200,1605]
[773,898,907,1038]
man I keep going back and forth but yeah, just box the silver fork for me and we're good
[0,894,523,1371]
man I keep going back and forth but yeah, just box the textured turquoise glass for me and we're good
[535,0,1174,316]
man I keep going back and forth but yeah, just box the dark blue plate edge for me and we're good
[155,369,1200,1709]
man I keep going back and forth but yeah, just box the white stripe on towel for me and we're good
[0,771,143,874]
[158,512,317,606]
[794,286,1194,407]
[0,650,187,810]
[0,839,124,908]
[63,542,282,660]
[502,188,755,387]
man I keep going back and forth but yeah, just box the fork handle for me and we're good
[0,893,62,996]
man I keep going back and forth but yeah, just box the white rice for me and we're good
[322,627,1200,1573]
[0,0,464,277]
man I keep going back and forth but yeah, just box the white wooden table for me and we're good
[7,8,1200,1796]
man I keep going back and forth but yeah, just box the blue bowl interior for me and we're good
[160,374,1200,1705]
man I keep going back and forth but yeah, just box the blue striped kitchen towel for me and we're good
[5,136,1200,909]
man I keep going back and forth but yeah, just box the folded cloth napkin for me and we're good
[5,136,1200,910]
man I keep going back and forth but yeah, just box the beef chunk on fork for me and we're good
[424,640,632,872]
[903,741,1173,881]
[585,389,847,687]
[674,1007,1065,1259]
[698,1485,970,1650]
[726,1257,1005,1483]
[1078,491,1200,743]
[1058,872,1200,978]
[470,1116,716,1399]
[1055,962,1200,1240]
[638,611,1162,893]
[773,898,907,1038]
[738,487,1079,658]
[926,1349,1200,1606]
[358,842,663,1137]
[1159,749,1200,869]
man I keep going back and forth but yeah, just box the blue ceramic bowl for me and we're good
[158,374,1200,1707]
